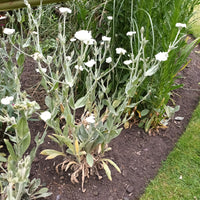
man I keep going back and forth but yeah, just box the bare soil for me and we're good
[19,37,200,200]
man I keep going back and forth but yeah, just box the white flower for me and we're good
[75,65,83,71]
[70,37,76,42]
[74,30,92,43]
[67,82,73,87]
[106,57,112,63]
[40,111,51,121]
[3,28,15,35]
[36,68,47,73]
[102,36,111,42]
[0,15,7,20]
[176,23,186,29]
[84,59,96,68]
[155,52,168,62]
[179,175,183,180]
[116,48,127,55]
[123,60,132,65]
[107,16,113,20]
[66,56,72,61]
[33,52,43,61]
[1,96,14,105]
[126,31,136,36]
[59,7,72,14]
[85,114,95,124]
[32,31,38,35]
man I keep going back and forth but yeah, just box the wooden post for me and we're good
[0,0,63,11]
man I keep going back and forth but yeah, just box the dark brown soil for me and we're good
[20,37,200,200]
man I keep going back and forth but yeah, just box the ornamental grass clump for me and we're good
[106,0,200,131]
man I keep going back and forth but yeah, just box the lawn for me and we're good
[140,101,200,200]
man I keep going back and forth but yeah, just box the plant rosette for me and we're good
[41,110,122,192]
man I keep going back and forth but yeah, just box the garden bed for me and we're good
[19,36,200,200]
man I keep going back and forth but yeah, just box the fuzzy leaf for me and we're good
[4,139,17,161]
[102,161,112,181]
[53,135,74,153]
[75,96,87,109]
[22,37,31,48]
[21,132,31,156]
[141,109,150,117]
[16,116,31,155]
[103,159,121,173]
[86,153,94,167]
[17,53,25,67]
[144,64,159,77]
[48,135,60,144]
[145,116,155,132]
[40,149,65,159]
[0,155,7,162]
[74,139,79,155]
[68,96,75,109]
[17,117,29,139]
[112,100,121,108]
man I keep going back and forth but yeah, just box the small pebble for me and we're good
[93,191,99,196]
[126,185,134,193]
[122,170,128,177]
[129,166,137,171]
[56,195,61,200]
[123,197,129,200]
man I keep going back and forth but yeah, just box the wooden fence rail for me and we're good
[0,0,63,11]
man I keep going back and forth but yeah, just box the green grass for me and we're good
[190,5,200,38]
[140,101,200,200]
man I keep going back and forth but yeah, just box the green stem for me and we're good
[16,182,23,200]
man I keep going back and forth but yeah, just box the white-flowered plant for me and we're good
[84,59,96,68]
[40,111,51,122]
[1,96,14,105]
[3,28,15,35]
[85,114,95,124]
[36,67,47,73]
[0,65,51,199]
[107,16,113,20]
[59,7,72,14]
[14,2,158,191]
[175,23,187,29]
[116,47,127,55]
[102,36,111,42]
[155,52,169,62]
[75,65,84,71]
[126,31,136,36]
[74,30,92,42]
[13,1,186,191]
[123,60,132,65]
[1,0,189,193]
[106,57,112,63]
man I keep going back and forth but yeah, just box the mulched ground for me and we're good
[19,36,200,200]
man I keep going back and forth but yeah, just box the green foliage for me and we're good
[1,0,199,194]
[0,91,51,199]
[0,28,51,199]
[105,0,200,130]
[189,5,200,38]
